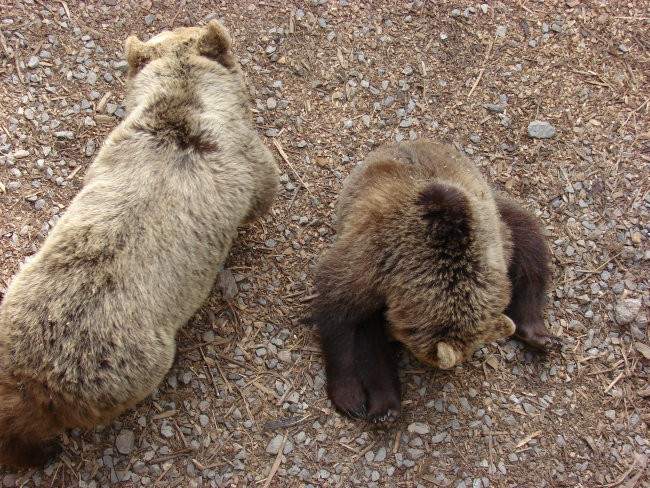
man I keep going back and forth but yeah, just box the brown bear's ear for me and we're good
[125,36,154,74]
[496,314,516,338]
[476,314,516,345]
[198,20,235,68]
[436,342,464,369]
[416,182,468,225]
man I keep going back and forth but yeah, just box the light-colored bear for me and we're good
[0,20,278,467]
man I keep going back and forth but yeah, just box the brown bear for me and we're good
[0,20,279,468]
[310,140,560,423]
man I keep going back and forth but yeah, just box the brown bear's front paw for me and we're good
[366,384,401,424]
[1,439,60,468]
[515,321,563,351]
[327,375,367,420]
[369,407,400,424]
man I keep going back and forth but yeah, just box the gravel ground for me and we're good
[1,1,649,487]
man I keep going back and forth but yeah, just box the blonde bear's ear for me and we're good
[198,20,235,67]
[125,36,154,74]
[436,342,464,370]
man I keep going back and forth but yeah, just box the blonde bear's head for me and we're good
[124,20,236,77]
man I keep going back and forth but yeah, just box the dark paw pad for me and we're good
[327,376,367,420]
[366,389,401,424]
[369,408,400,424]
[515,322,563,351]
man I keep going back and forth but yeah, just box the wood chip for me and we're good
[96,91,112,113]
[152,409,177,420]
[485,356,499,369]
[634,342,650,360]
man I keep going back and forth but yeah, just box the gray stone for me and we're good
[144,14,155,25]
[374,446,387,462]
[3,474,17,488]
[86,139,96,156]
[216,268,238,302]
[484,103,505,113]
[528,120,556,139]
[431,432,447,443]
[615,298,642,325]
[113,60,129,72]
[160,422,174,438]
[266,434,284,454]
[27,56,40,68]
[116,430,135,455]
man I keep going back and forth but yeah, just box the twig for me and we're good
[467,33,496,99]
[287,184,300,211]
[66,166,82,180]
[149,447,196,465]
[0,29,11,57]
[59,1,72,21]
[575,251,624,274]
[169,0,186,28]
[14,40,24,84]
[516,430,543,448]
[264,415,312,431]
[604,372,624,394]
[199,346,221,398]
[272,139,313,196]
[393,429,401,453]
[262,433,287,488]
[154,464,173,484]
[353,440,377,462]
[599,460,637,487]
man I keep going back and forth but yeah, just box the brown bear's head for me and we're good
[390,312,516,369]
[383,177,516,370]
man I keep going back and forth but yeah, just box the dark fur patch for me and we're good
[496,196,561,349]
[416,183,468,222]
[354,310,401,422]
[134,92,219,157]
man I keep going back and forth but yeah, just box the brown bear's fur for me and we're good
[310,140,559,423]
[0,20,278,468]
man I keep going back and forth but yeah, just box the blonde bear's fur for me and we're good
[0,20,278,467]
